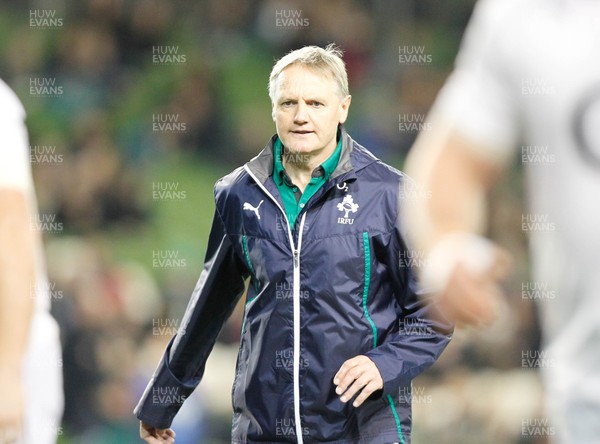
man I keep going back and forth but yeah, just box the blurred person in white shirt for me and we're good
[405,0,600,442]
[0,78,63,444]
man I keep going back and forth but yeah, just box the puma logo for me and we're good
[243,200,264,220]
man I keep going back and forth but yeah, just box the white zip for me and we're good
[243,165,306,443]
[293,213,307,444]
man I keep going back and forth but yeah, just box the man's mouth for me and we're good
[291,130,313,134]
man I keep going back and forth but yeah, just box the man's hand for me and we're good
[433,248,511,327]
[140,421,175,443]
[0,367,23,444]
[333,355,383,408]
[417,232,512,328]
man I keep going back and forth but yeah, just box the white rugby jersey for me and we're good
[429,0,600,441]
[1,78,63,443]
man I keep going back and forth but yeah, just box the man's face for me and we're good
[272,64,351,157]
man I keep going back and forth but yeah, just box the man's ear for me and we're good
[338,95,352,125]
[272,102,276,122]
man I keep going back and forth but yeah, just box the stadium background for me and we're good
[1,0,546,442]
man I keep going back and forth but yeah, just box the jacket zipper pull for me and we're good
[293,250,299,268]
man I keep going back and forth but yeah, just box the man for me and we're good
[135,44,451,444]
[404,0,600,442]
[0,79,64,443]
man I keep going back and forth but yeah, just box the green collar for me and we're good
[273,135,342,185]
[273,135,342,228]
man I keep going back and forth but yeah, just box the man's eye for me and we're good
[282,101,294,106]
[312,102,323,107]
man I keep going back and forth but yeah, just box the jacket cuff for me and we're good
[364,351,405,398]
[133,343,196,429]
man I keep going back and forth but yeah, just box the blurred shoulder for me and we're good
[472,0,558,25]
[474,0,527,15]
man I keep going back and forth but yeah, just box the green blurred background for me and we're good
[1,1,544,443]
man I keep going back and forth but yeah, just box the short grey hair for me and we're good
[268,43,349,102]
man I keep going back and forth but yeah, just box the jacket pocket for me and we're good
[361,231,378,349]
[242,234,260,297]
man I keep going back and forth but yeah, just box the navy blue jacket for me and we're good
[135,128,452,443]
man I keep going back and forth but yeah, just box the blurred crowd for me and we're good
[1,0,546,442]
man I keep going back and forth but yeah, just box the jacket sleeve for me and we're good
[365,176,453,398]
[134,199,248,429]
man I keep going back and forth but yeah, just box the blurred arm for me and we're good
[0,81,35,435]
[404,126,511,326]
[0,189,35,371]
[406,127,503,250]
[400,0,522,327]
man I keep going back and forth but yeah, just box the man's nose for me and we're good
[293,102,308,123]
